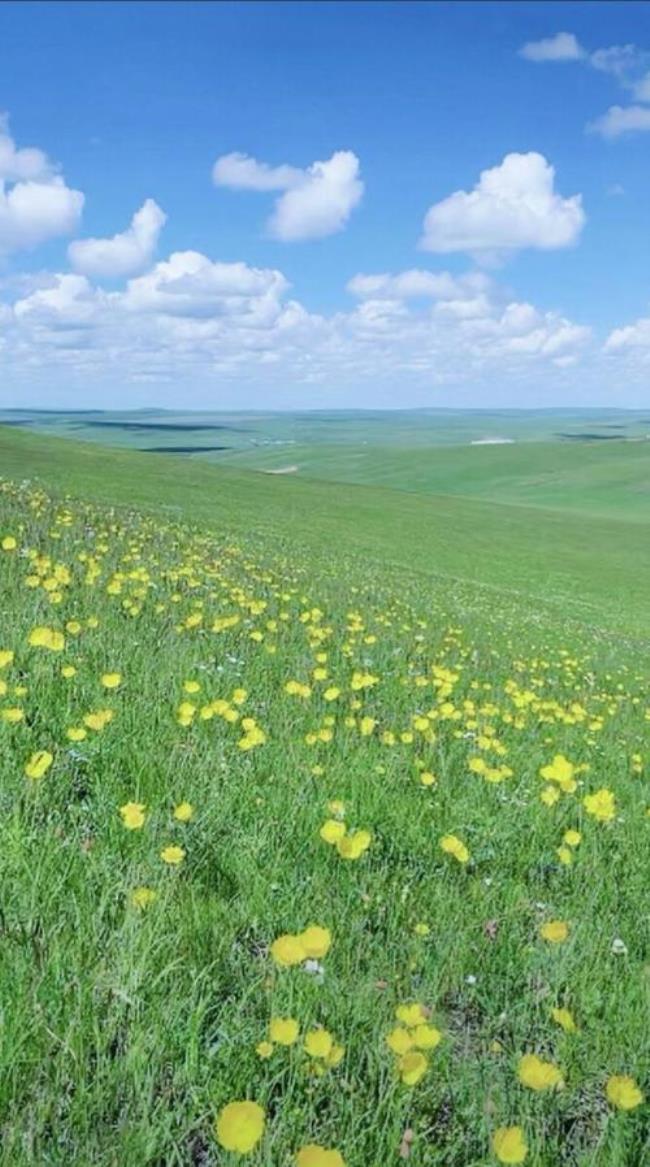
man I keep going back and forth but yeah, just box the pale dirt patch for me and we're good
[262,465,299,474]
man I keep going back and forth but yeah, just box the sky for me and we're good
[1,0,650,410]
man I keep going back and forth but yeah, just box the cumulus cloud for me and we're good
[68,199,166,278]
[519,32,585,62]
[419,153,585,261]
[120,250,288,318]
[604,317,650,350]
[212,149,364,241]
[212,152,303,191]
[588,104,650,138]
[2,251,593,406]
[0,115,83,255]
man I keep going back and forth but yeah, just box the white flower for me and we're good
[611,937,628,956]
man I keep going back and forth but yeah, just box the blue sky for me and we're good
[1,1,649,408]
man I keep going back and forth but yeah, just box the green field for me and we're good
[1,425,648,1166]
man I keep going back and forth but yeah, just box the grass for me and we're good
[0,427,648,1166]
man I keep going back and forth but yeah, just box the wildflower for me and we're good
[420,771,436,786]
[100,672,122,689]
[583,788,616,822]
[173,801,194,822]
[492,1126,528,1164]
[215,1100,265,1154]
[540,786,560,807]
[412,1023,442,1050]
[563,829,581,847]
[299,925,332,958]
[269,1017,299,1045]
[551,1007,577,1033]
[320,820,346,845]
[539,920,569,944]
[271,934,306,967]
[414,922,430,936]
[66,727,87,742]
[130,887,157,910]
[119,801,146,830]
[183,680,201,694]
[24,750,53,780]
[256,1040,274,1059]
[160,844,185,865]
[304,1028,333,1059]
[540,754,577,793]
[1,536,16,551]
[396,1002,427,1028]
[517,1053,563,1091]
[336,829,372,860]
[28,626,65,652]
[557,846,573,866]
[2,706,24,723]
[398,1050,428,1085]
[0,650,14,668]
[439,834,470,864]
[606,1075,644,1110]
[61,664,76,678]
[295,1146,346,1167]
[386,1027,413,1055]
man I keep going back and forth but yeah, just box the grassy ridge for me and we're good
[1,427,648,635]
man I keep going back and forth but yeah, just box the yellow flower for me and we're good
[100,672,122,689]
[320,819,346,845]
[557,846,573,866]
[563,829,581,847]
[325,1043,345,1068]
[2,706,24,723]
[269,1017,299,1045]
[295,1145,346,1167]
[420,771,436,787]
[539,920,569,944]
[24,750,53,780]
[304,1028,333,1059]
[160,844,185,865]
[215,1100,265,1154]
[28,626,65,652]
[270,934,306,967]
[492,1125,528,1164]
[66,727,87,742]
[0,650,15,668]
[539,754,577,793]
[173,801,194,822]
[183,680,201,694]
[551,1007,577,1033]
[119,801,146,830]
[396,1002,427,1028]
[256,1040,274,1059]
[583,788,616,822]
[1,535,17,551]
[336,829,372,860]
[386,1027,413,1055]
[414,922,430,936]
[130,887,157,910]
[295,1146,346,1167]
[412,1023,442,1050]
[299,925,331,958]
[540,785,560,807]
[439,834,470,864]
[61,664,76,678]
[517,1053,564,1091]
[398,1050,428,1085]
[606,1075,644,1110]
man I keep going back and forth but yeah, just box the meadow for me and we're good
[1,426,649,1166]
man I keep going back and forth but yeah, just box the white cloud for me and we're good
[0,116,83,255]
[588,104,650,138]
[68,199,166,278]
[419,152,585,261]
[120,250,288,318]
[604,317,650,350]
[212,148,364,241]
[632,72,650,101]
[347,269,490,301]
[590,44,646,80]
[212,152,303,191]
[519,32,585,62]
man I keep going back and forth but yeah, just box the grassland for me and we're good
[0,426,648,1166]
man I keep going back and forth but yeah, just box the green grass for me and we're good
[0,427,648,1166]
